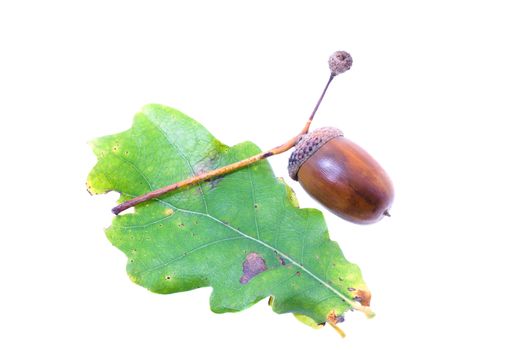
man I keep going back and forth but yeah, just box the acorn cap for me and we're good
[288,127,344,180]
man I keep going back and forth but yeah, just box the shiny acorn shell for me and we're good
[288,127,394,224]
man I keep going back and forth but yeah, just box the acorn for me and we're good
[288,127,394,224]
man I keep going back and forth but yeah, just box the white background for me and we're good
[1,1,524,349]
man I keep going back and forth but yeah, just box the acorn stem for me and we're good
[301,73,335,134]
[112,69,342,214]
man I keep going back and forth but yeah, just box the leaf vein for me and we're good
[113,154,153,191]
[146,118,210,214]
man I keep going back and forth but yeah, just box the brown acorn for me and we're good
[288,127,394,224]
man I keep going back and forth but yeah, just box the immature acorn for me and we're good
[288,127,394,224]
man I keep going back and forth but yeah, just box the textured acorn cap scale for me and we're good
[288,127,344,180]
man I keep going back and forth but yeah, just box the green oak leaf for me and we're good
[87,104,373,328]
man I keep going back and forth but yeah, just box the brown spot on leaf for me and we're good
[354,289,372,306]
[240,252,267,284]
[327,310,344,324]
[164,208,174,216]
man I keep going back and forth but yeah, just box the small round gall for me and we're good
[328,51,353,76]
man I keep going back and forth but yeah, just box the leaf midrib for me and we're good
[158,199,359,309]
